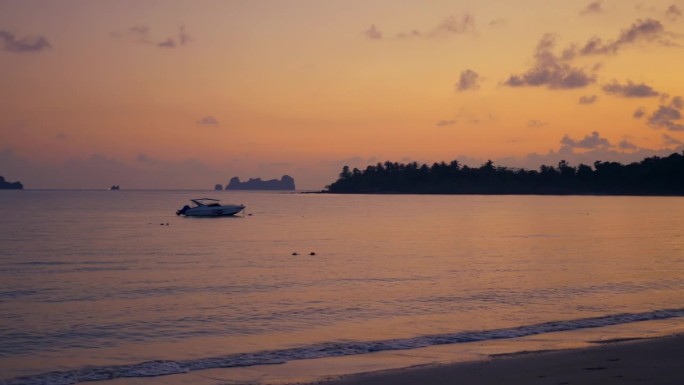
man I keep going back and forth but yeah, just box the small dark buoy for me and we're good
[160,223,164,226]
[166,223,169,226]
[292,252,299,256]
[309,252,316,256]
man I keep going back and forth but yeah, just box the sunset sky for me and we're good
[1,0,683,189]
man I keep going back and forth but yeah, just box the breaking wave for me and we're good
[3,307,684,385]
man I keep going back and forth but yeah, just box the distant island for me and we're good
[0,176,23,190]
[325,152,684,195]
[225,175,296,191]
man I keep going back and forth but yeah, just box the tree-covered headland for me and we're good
[0,176,23,190]
[325,152,684,195]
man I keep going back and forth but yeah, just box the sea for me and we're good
[1,190,683,385]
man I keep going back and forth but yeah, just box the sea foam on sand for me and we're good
[314,332,684,385]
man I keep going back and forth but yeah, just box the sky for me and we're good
[1,0,684,190]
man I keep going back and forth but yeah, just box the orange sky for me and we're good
[1,0,683,189]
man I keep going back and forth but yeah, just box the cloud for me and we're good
[0,30,51,53]
[662,133,683,146]
[634,107,647,118]
[561,131,611,149]
[197,116,219,125]
[116,25,190,49]
[579,95,598,104]
[430,14,476,37]
[396,30,422,39]
[456,69,481,91]
[394,13,476,39]
[129,26,149,38]
[602,80,660,97]
[665,5,682,20]
[364,24,383,40]
[436,120,456,127]
[178,26,190,45]
[158,26,190,49]
[580,1,604,15]
[618,139,638,150]
[121,25,153,45]
[504,34,596,89]
[497,135,684,172]
[0,148,233,189]
[578,19,668,55]
[647,96,684,131]
[158,38,176,48]
[489,18,506,27]
[136,153,158,165]
[527,120,548,128]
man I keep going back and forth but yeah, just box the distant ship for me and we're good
[109,185,120,190]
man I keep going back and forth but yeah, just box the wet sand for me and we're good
[311,334,684,385]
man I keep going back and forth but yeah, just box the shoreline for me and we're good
[6,320,684,384]
[129,319,683,385]
[308,333,684,385]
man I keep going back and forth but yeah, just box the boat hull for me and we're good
[181,204,245,217]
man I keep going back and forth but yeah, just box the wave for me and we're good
[3,307,684,385]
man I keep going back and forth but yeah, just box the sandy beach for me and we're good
[312,334,684,385]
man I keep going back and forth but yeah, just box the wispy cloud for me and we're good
[618,139,638,150]
[504,34,596,89]
[136,153,158,165]
[376,14,476,40]
[665,5,682,20]
[456,69,481,91]
[158,38,176,48]
[197,116,219,125]
[0,30,51,53]
[436,119,456,127]
[115,25,190,49]
[364,24,383,40]
[577,19,669,55]
[489,18,506,27]
[527,120,548,128]
[580,1,604,15]
[602,80,660,97]
[505,18,678,91]
[662,133,683,146]
[561,131,611,149]
[579,95,598,104]
[648,96,684,131]
[428,14,476,37]
[634,107,647,118]
[498,135,684,172]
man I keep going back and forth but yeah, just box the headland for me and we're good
[0,176,23,189]
[224,175,296,190]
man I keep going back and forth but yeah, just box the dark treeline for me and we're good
[325,152,684,195]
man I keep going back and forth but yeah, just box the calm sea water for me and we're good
[1,191,684,385]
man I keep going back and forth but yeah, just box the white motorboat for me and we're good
[176,198,245,217]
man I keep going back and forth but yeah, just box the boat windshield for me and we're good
[191,198,221,207]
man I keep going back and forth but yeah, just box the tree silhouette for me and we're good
[325,152,684,195]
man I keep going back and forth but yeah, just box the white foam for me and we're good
[3,308,683,385]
